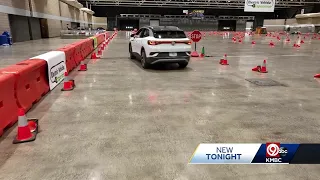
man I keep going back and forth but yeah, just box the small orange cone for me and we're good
[98,49,102,55]
[293,43,300,48]
[251,41,256,44]
[252,65,261,72]
[314,74,320,78]
[220,54,229,65]
[91,52,100,59]
[260,60,268,73]
[61,72,75,91]
[13,108,38,144]
[78,61,87,71]
[269,41,275,47]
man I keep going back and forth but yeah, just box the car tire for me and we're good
[129,44,135,59]
[141,49,151,69]
[178,62,188,68]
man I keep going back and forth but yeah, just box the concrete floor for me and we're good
[0,38,79,68]
[0,32,320,179]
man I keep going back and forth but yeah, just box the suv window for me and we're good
[153,31,186,38]
[140,29,149,38]
[135,29,144,37]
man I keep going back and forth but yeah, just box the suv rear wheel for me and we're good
[141,49,151,69]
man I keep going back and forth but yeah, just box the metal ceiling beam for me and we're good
[93,4,301,8]
[79,0,318,8]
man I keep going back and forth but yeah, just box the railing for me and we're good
[60,30,106,39]
[119,14,254,20]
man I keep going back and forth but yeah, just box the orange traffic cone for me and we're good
[98,48,102,55]
[314,74,320,78]
[78,61,87,71]
[251,41,256,45]
[91,52,100,59]
[252,65,261,72]
[269,41,275,47]
[61,72,75,91]
[13,108,38,144]
[293,43,300,48]
[260,60,268,73]
[220,54,229,65]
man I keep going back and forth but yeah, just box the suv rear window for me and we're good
[153,31,186,39]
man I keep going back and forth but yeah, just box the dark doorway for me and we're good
[118,18,139,30]
[218,20,236,31]
[29,17,42,40]
[8,14,31,42]
[40,19,49,38]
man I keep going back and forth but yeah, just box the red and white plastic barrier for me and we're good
[0,74,19,136]
[0,59,49,111]
[0,32,115,137]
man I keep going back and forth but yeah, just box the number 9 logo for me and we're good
[267,144,279,156]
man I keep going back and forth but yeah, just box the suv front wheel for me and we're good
[141,49,151,69]
[129,44,135,59]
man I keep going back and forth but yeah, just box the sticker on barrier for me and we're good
[31,51,66,90]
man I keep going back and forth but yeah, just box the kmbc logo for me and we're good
[266,142,288,158]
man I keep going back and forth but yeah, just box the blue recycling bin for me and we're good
[2,31,12,45]
[0,35,7,45]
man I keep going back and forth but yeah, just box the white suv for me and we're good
[129,26,192,69]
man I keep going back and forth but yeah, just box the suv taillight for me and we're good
[148,40,191,45]
[148,40,158,45]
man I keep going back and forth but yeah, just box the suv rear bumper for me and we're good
[147,56,190,64]
[146,52,190,64]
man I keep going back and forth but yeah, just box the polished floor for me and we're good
[0,38,78,68]
[0,32,320,180]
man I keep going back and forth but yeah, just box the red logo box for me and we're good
[266,142,280,158]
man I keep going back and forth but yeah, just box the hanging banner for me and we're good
[244,0,275,12]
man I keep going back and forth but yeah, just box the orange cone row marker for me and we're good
[252,60,268,73]
[79,61,87,71]
[61,72,75,91]
[91,52,100,59]
[13,108,38,144]
[219,54,229,65]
